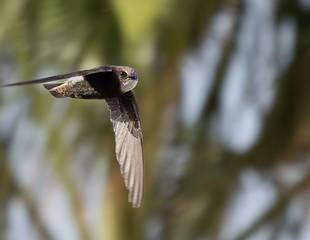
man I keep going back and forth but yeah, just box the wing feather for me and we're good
[105,91,144,208]
[0,66,113,87]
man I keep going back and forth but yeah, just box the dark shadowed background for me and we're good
[0,0,310,239]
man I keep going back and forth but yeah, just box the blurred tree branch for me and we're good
[235,163,310,240]
[0,142,54,240]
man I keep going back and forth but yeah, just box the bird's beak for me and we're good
[129,72,137,80]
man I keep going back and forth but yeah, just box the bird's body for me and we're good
[44,72,120,99]
[0,65,144,208]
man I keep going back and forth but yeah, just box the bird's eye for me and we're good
[120,71,128,78]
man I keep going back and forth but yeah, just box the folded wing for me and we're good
[105,91,144,208]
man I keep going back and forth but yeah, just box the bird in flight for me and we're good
[0,65,144,208]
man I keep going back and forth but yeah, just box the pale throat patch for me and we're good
[121,79,138,93]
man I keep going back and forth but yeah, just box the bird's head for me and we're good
[113,66,138,93]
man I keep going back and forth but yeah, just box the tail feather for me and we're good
[43,83,63,90]
[43,83,67,98]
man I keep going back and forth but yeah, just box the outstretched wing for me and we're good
[0,66,113,87]
[105,91,144,208]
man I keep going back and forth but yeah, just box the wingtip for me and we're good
[132,203,141,208]
[0,82,21,88]
[128,187,143,208]
[130,198,142,208]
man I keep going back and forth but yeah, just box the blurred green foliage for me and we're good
[0,0,310,240]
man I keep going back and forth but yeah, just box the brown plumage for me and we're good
[0,65,144,208]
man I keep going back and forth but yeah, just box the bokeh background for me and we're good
[0,0,309,239]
